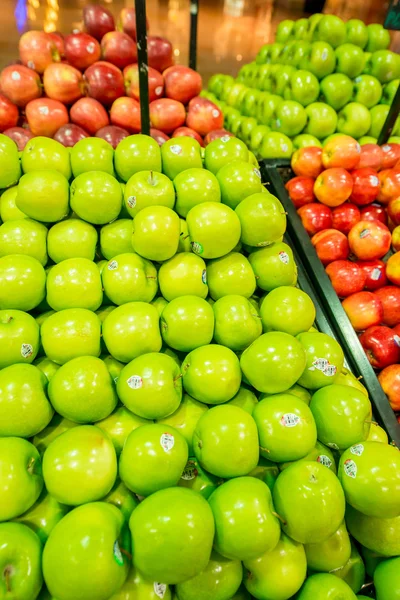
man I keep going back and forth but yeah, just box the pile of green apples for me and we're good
[0,130,400,600]
[203,15,400,159]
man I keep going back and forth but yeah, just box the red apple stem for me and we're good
[272,511,287,525]
[120,547,132,561]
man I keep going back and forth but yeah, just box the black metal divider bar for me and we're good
[261,159,400,446]
[135,0,150,135]
[189,0,199,71]
[378,83,400,145]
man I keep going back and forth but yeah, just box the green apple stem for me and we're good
[173,374,182,383]
[27,456,37,475]
[148,171,155,186]
[360,581,374,591]
[271,511,287,526]
[4,567,12,593]
[120,547,133,561]
[146,276,157,279]
[259,445,270,454]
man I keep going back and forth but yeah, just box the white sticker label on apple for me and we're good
[27,60,35,69]
[160,433,174,452]
[321,49,328,61]
[359,228,370,239]
[282,143,288,152]
[344,459,357,478]
[113,541,124,566]
[212,109,220,118]
[253,168,261,179]
[155,86,163,96]
[87,43,96,54]
[350,444,364,456]
[317,455,332,468]
[370,176,379,187]
[21,343,33,359]
[191,241,203,255]
[154,583,167,598]
[39,105,49,115]
[327,442,339,450]
[170,144,182,155]
[11,70,21,81]
[278,251,289,264]
[280,413,300,427]
[371,268,381,280]
[221,135,231,143]
[394,335,400,347]
[382,145,390,152]
[127,196,136,208]
[308,358,336,376]
[202,269,207,284]
[127,375,143,389]
[257,241,272,247]
[108,260,118,270]
[181,460,197,480]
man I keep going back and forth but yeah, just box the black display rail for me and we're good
[260,159,400,447]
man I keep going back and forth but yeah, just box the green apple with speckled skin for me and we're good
[374,556,400,600]
[71,137,115,177]
[124,170,175,218]
[103,480,139,522]
[102,253,157,305]
[305,521,352,572]
[0,218,48,266]
[204,137,249,175]
[213,295,262,352]
[17,171,69,223]
[22,136,71,179]
[367,422,388,443]
[161,296,214,352]
[132,205,180,262]
[0,254,46,311]
[34,357,60,382]
[227,386,258,414]
[96,406,150,456]
[260,286,315,336]
[216,160,262,210]
[0,133,21,188]
[207,252,256,300]
[100,220,133,260]
[186,202,241,259]
[115,135,162,182]
[46,257,103,312]
[161,137,203,180]
[249,242,297,291]
[174,168,221,218]
[346,505,400,556]
[158,393,208,455]
[33,414,78,455]
[109,567,172,600]
[48,219,97,263]
[235,192,286,247]
[0,186,27,221]
[13,489,69,543]
[297,573,357,599]
[0,309,39,369]
[70,171,122,225]
[159,252,208,301]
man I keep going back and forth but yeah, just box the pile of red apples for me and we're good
[0,4,225,149]
[286,136,400,415]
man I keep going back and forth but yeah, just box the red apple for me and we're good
[331,203,360,235]
[150,128,170,146]
[149,98,186,134]
[314,167,353,207]
[96,125,129,148]
[19,30,61,73]
[186,97,223,137]
[342,291,383,331]
[285,176,315,209]
[54,123,89,147]
[322,134,361,170]
[84,61,125,106]
[374,286,400,327]
[3,126,34,151]
[326,260,366,298]
[163,65,202,105]
[381,143,400,170]
[358,143,383,170]
[110,97,141,133]
[360,325,400,370]
[377,168,400,205]
[291,146,323,178]
[172,126,204,146]
[311,229,349,265]
[64,33,101,71]
[0,94,18,132]
[356,259,388,291]
[348,220,392,260]
[83,4,115,41]
[387,196,400,226]
[297,203,332,236]
[43,63,84,105]
[119,8,149,41]
[70,97,109,136]
[204,129,234,145]
[386,252,400,286]
[147,36,174,73]
[0,64,41,107]
[392,225,400,252]
[124,64,164,103]
[25,98,69,137]
[360,203,388,226]
[349,167,380,206]
[101,32,137,70]
[378,364,400,411]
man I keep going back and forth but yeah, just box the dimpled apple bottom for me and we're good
[0,131,398,599]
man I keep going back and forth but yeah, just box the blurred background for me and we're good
[1,0,398,81]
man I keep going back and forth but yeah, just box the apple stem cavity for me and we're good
[4,566,12,593]
[271,511,287,526]
[148,171,156,186]
[173,373,182,383]
[27,456,39,476]
[120,547,132,561]
[259,445,270,454]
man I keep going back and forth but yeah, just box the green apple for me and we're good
[0,133,21,188]
[48,356,117,423]
[100,219,133,259]
[374,556,400,600]
[253,394,317,462]
[102,253,157,305]
[175,550,242,600]
[259,132,293,159]
[240,332,306,394]
[352,74,382,108]
[236,192,286,247]
[209,476,280,560]
[204,137,248,175]
[294,17,309,40]
[216,160,262,210]
[304,102,338,138]
[17,170,69,222]
[0,218,48,265]
[247,456,280,492]
[33,413,78,455]
[244,533,307,599]
[314,15,346,48]
[335,44,365,78]
[285,41,312,68]
[276,19,294,43]
[43,502,129,599]
[381,78,399,104]
[335,367,369,397]
[287,383,312,405]
[271,100,307,136]
[268,43,285,64]
[260,286,315,337]
[208,73,227,96]
[0,363,53,437]
[239,117,258,145]
[96,406,149,456]
[310,384,372,450]
[159,252,207,301]
[227,386,258,414]
[368,49,400,83]
[43,425,117,505]
[174,168,221,218]
[249,125,271,155]
[320,73,353,110]
[330,543,365,594]
[161,296,214,352]
[71,137,114,177]
[241,89,261,117]
[226,82,248,108]
[151,296,168,316]
[109,567,172,600]
[296,331,344,389]
[103,479,139,522]
[338,441,400,518]
[178,456,219,498]
[346,19,368,48]
[297,573,357,599]
[271,65,297,96]
[366,24,391,52]
[358,135,378,145]
[367,422,388,443]
[161,137,202,180]
[0,437,43,521]
[346,504,400,556]
[0,254,46,311]
[41,308,101,365]
[123,171,175,219]
[120,423,188,497]
[337,102,372,138]
[177,218,191,253]
[0,308,39,369]
[48,219,97,263]
[130,487,214,584]
[186,202,241,259]
[257,93,283,126]
[132,206,180,261]
[193,405,258,478]
[158,393,208,455]
[249,241,297,290]
[182,344,241,405]
[206,252,256,299]
[70,171,122,225]
[117,352,181,419]
[213,295,262,352]
[33,357,58,382]
[285,70,320,106]
[46,257,103,311]
[273,461,346,543]
[22,137,71,179]
[280,439,337,475]
[368,104,389,138]
[0,522,43,600]
[13,489,69,543]
[305,521,352,572]
[300,42,336,79]
[0,186,27,221]
[115,135,161,181]
[102,302,161,363]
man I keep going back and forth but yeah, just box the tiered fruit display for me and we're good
[203,16,400,159]
[1,129,400,599]
[285,134,400,418]
[0,4,224,149]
